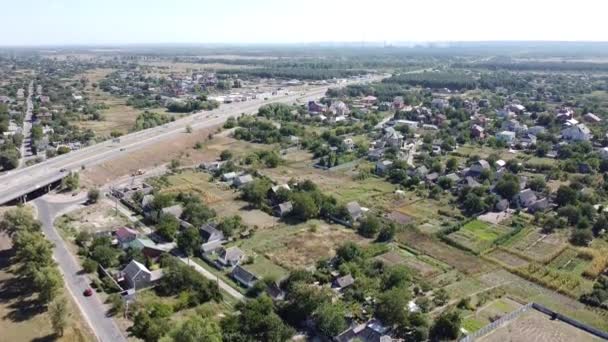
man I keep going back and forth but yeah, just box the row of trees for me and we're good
[0,207,69,336]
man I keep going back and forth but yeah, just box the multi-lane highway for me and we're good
[0,77,380,204]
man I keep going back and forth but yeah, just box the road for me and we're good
[18,80,34,168]
[178,257,245,300]
[0,76,381,205]
[33,196,126,342]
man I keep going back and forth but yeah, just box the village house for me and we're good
[115,227,139,249]
[120,260,163,290]
[230,265,258,288]
[599,147,608,160]
[308,100,326,114]
[233,174,254,187]
[329,101,350,116]
[333,274,355,291]
[393,96,405,110]
[561,124,592,141]
[217,246,245,267]
[469,160,490,176]
[515,189,537,208]
[375,160,393,176]
[335,319,392,342]
[161,204,183,220]
[471,124,485,139]
[200,223,225,254]
[274,201,293,217]
[266,282,285,301]
[496,131,516,144]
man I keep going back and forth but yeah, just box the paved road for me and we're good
[0,76,381,205]
[178,257,245,300]
[33,196,126,342]
[18,80,34,167]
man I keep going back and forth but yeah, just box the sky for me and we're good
[1,0,607,46]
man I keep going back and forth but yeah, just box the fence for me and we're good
[459,303,533,342]
[459,302,608,341]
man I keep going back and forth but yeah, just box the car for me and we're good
[120,148,126,151]
[59,168,67,172]
[83,288,93,297]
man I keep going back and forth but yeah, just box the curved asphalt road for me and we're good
[33,196,126,342]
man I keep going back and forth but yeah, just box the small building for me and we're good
[333,274,355,290]
[266,282,285,301]
[233,174,254,187]
[584,113,602,123]
[515,189,537,208]
[561,124,592,142]
[469,160,490,175]
[274,201,293,217]
[528,198,550,213]
[161,204,183,220]
[230,265,258,288]
[471,124,485,139]
[221,171,238,182]
[497,131,516,143]
[346,201,364,222]
[218,246,245,267]
[115,227,139,249]
[375,160,393,176]
[599,147,608,160]
[121,260,163,290]
[335,319,392,342]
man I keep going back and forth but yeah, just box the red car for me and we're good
[83,288,93,297]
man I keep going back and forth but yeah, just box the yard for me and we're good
[503,227,569,263]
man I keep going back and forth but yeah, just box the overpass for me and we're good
[0,76,381,205]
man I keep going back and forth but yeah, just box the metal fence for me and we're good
[459,303,533,342]
[459,302,608,341]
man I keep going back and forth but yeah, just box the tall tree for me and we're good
[49,297,69,337]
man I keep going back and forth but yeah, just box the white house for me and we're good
[561,124,592,141]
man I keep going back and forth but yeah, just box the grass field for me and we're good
[393,196,461,234]
[375,247,444,278]
[446,220,513,253]
[463,297,523,333]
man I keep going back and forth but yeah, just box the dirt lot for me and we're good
[82,124,221,187]
[397,229,494,275]
[0,233,94,342]
[479,308,604,342]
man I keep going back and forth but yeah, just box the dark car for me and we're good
[83,288,93,297]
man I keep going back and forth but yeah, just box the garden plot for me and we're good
[446,220,513,253]
[505,228,568,263]
[463,297,523,334]
[486,248,530,269]
[549,248,591,277]
[397,229,494,275]
[393,197,461,234]
[374,248,442,278]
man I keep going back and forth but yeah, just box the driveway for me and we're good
[33,196,126,342]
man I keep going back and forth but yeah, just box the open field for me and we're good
[0,233,95,342]
[82,124,221,187]
[478,308,604,342]
[396,229,494,274]
[392,197,461,234]
[236,219,366,272]
[446,220,513,253]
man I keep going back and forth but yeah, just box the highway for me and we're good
[0,77,378,205]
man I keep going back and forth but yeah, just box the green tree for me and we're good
[430,310,462,341]
[34,266,62,304]
[382,266,410,290]
[165,315,222,342]
[87,188,100,204]
[0,207,41,237]
[156,214,179,242]
[290,192,319,221]
[375,287,410,326]
[91,244,120,268]
[62,172,80,191]
[49,297,69,337]
[358,215,381,238]
[556,185,578,207]
[571,229,593,246]
[177,226,202,262]
[315,302,347,338]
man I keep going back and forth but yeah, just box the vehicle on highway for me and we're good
[83,288,93,297]
[59,168,67,172]
[120,148,126,151]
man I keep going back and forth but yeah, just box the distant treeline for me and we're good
[383,71,531,91]
[218,67,367,80]
[455,61,608,72]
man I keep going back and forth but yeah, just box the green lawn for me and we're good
[462,220,503,241]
